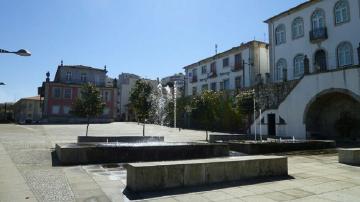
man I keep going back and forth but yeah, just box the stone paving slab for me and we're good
[1,123,360,202]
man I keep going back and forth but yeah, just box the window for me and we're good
[275,24,286,45]
[235,76,242,89]
[201,84,208,91]
[80,73,87,82]
[337,42,353,67]
[66,71,72,81]
[223,58,229,67]
[220,81,224,91]
[210,82,217,91]
[192,68,197,77]
[293,54,305,77]
[292,17,304,39]
[210,62,216,73]
[63,106,70,114]
[223,79,230,90]
[201,65,207,74]
[53,87,61,98]
[312,9,325,30]
[52,105,60,114]
[103,91,111,102]
[192,86,197,95]
[64,88,72,99]
[334,0,350,24]
[275,59,287,81]
[235,53,242,65]
[28,103,33,109]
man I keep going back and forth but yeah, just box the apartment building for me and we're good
[183,40,269,96]
[117,73,141,121]
[265,0,360,82]
[38,63,117,123]
[14,96,42,123]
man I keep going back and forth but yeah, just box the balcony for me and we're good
[208,71,217,78]
[310,27,328,43]
[231,63,243,72]
[191,75,198,83]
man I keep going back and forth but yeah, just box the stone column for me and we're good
[282,68,287,82]
[357,43,360,65]
[304,55,310,75]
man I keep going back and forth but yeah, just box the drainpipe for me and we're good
[357,43,360,65]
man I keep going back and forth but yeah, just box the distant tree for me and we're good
[129,80,153,133]
[191,90,220,141]
[71,83,105,136]
[236,90,256,134]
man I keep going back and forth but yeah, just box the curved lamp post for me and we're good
[0,49,31,56]
[0,82,5,86]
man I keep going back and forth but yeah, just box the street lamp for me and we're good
[0,82,5,85]
[0,49,31,56]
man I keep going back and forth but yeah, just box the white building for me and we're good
[265,0,360,82]
[161,73,185,96]
[251,0,360,140]
[183,40,269,96]
[117,73,140,121]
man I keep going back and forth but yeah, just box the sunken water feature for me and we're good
[77,136,164,143]
[55,142,229,165]
[229,140,336,154]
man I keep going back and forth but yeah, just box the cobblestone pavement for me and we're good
[0,123,360,202]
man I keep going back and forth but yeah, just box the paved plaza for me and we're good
[0,123,360,202]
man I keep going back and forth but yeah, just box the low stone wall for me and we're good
[229,140,336,154]
[77,136,164,143]
[339,148,360,165]
[209,134,268,143]
[55,143,229,165]
[126,156,288,193]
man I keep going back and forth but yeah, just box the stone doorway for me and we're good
[304,90,360,140]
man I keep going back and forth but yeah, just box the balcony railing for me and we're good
[191,75,198,83]
[310,27,328,42]
[208,71,217,78]
[232,63,243,72]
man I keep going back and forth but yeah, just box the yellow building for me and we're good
[14,96,43,123]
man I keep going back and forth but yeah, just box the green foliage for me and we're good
[71,83,105,118]
[176,91,246,134]
[129,80,153,122]
[71,83,105,136]
[191,91,220,132]
[235,90,257,134]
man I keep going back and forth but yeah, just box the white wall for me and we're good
[185,43,269,96]
[251,67,360,139]
[268,0,360,82]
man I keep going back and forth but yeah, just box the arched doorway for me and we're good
[304,89,360,140]
[314,50,327,72]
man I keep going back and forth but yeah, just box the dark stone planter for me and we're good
[229,140,336,154]
[56,142,229,165]
[77,136,164,143]
[209,134,268,143]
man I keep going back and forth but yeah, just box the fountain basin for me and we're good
[229,140,336,154]
[55,142,229,165]
[77,136,164,143]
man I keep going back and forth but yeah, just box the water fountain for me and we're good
[149,83,173,126]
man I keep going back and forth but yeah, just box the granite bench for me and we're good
[339,148,360,165]
[126,156,288,193]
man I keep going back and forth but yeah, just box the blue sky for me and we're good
[0,0,306,102]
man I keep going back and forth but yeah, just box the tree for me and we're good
[71,83,105,136]
[191,90,220,141]
[236,90,256,135]
[129,80,153,135]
